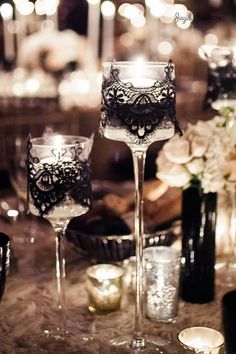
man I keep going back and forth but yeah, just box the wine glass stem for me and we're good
[54,223,67,337]
[131,148,147,349]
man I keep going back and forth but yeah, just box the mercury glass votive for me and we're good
[178,327,224,354]
[86,264,124,313]
[144,246,181,323]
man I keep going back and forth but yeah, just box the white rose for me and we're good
[221,161,236,182]
[156,150,172,172]
[202,178,225,193]
[157,163,191,188]
[186,158,204,175]
[163,136,191,164]
[188,120,214,138]
[191,136,210,157]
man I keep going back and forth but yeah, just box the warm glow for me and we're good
[35,0,45,15]
[122,4,140,19]
[150,3,166,17]
[0,3,13,20]
[53,135,64,149]
[87,0,100,4]
[76,78,91,94]
[119,33,134,47]
[173,4,188,17]
[145,0,156,8]
[7,209,19,218]
[40,19,55,32]
[205,33,219,46]
[188,337,206,349]
[198,44,216,60]
[158,41,174,55]
[16,1,34,16]
[26,78,40,93]
[12,83,24,96]
[101,1,116,19]
[176,20,191,29]
[131,14,146,28]
[35,0,59,15]
[134,3,144,15]
[118,3,128,16]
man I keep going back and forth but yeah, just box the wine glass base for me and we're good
[99,335,177,353]
[35,330,99,353]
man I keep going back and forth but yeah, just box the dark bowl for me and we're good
[66,206,179,262]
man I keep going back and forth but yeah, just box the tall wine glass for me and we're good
[27,134,93,339]
[99,61,181,353]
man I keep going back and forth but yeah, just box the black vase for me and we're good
[180,185,217,304]
[0,233,10,302]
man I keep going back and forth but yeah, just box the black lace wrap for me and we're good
[100,60,182,143]
[27,138,92,217]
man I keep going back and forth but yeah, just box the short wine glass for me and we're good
[200,45,236,110]
[99,60,181,353]
[27,134,95,347]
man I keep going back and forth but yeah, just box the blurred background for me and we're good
[0,0,235,186]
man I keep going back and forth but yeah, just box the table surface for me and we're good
[0,193,232,354]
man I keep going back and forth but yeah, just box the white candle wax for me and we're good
[0,3,15,61]
[15,10,26,64]
[124,77,155,88]
[101,1,116,61]
[87,0,101,69]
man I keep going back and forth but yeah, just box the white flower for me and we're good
[191,136,210,157]
[18,30,90,72]
[163,136,191,164]
[157,164,191,188]
[186,158,204,175]
[221,149,236,182]
[156,109,236,193]
[156,151,191,187]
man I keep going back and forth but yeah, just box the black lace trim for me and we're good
[100,60,182,142]
[203,62,236,108]
[27,138,92,217]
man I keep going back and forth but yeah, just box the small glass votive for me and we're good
[86,264,124,314]
[177,327,224,354]
[144,246,181,322]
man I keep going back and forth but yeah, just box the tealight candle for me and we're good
[86,264,124,313]
[178,327,224,354]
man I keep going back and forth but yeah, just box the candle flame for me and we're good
[53,135,64,150]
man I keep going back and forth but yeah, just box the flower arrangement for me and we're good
[156,108,236,193]
[18,30,89,74]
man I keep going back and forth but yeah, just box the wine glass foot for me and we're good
[217,263,236,287]
[99,335,177,353]
[40,329,98,353]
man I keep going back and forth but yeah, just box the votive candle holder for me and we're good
[86,264,124,314]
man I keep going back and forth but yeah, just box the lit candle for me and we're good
[87,0,101,69]
[178,327,224,354]
[86,264,124,313]
[125,58,156,87]
[0,3,15,61]
[101,1,116,61]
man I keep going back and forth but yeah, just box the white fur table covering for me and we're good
[0,211,229,354]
